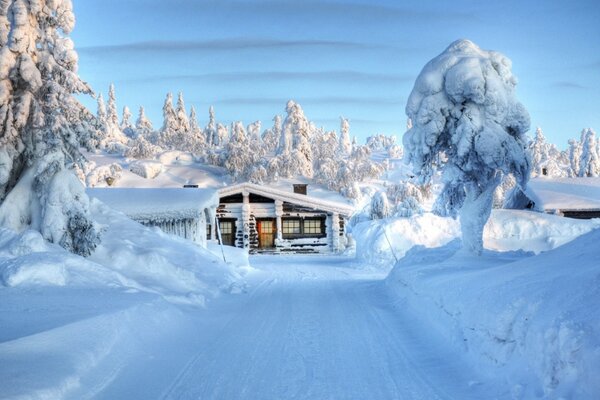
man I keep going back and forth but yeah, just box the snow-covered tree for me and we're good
[0,0,100,255]
[159,92,178,148]
[121,106,134,138]
[175,92,190,134]
[568,138,581,177]
[403,39,531,254]
[106,83,119,128]
[339,117,351,156]
[313,130,339,185]
[261,115,281,153]
[286,101,313,177]
[529,127,552,177]
[370,191,391,220]
[204,106,217,147]
[125,135,162,159]
[135,106,154,138]
[579,128,599,177]
[188,105,206,154]
[386,181,424,217]
[215,122,229,147]
[247,120,261,140]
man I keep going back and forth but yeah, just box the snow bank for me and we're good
[485,210,600,253]
[0,199,241,305]
[354,210,600,268]
[386,229,600,399]
[353,213,460,268]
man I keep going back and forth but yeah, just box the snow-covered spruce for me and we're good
[403,39,531,254]
[0,0,100,256]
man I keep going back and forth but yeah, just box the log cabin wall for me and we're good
[214,190,348,254]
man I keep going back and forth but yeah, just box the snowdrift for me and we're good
[1,198,241,305]
[354,210,600,268]
[386,229,600,399]
[0,198,244,398]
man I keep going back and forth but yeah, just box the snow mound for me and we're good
[129,160,163,179]
[353,210,600,268]
[0,199,241,306]
[485,210,600,253]
[386,228,600,398]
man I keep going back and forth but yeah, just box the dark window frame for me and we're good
[282,217,326,239]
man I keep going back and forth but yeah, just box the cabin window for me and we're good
[303,219,322,234]
[282,219,301,235]
[206,224,211,240]
[282,217,325,239]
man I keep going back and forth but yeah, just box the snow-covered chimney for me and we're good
[293,184,307,195]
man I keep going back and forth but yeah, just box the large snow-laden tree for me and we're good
[403,39,531,254]
[0,0,100,255]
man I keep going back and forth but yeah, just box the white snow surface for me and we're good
[87,187,218,222]
[386,230,600,399]
[524,177,600,211]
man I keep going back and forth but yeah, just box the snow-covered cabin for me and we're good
[212,183,354,253]
[509,177,600,219]
[87,188,217,247]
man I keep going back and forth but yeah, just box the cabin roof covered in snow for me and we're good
[523,177,600,212]
[87,188,218,222]
[219,182,355,216]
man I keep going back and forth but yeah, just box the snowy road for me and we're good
[69,256,503,400]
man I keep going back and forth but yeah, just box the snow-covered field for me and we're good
[1,203,599,399]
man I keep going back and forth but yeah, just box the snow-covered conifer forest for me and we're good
[1,1,599,399]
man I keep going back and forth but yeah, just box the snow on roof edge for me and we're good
[219,183,355,216]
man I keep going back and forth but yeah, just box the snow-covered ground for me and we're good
[1,197,599,398]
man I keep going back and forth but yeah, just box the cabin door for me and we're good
[257,219,275,249]
[218,220,236,246]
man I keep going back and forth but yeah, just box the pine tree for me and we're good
[121,106,134,137]
[579,128,600,177]
[176,92,190,134]
[135,106,154,138]
[0,0,100,255]
[339,117,351,156]
[160,92,178,148]
[204,106,217,147]
[568,138,581,177]
[106,84,119,128]
[261,115,282,153]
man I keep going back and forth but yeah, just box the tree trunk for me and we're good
[459,178,499,255]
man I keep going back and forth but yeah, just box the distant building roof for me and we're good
[87,188,218,222]
[523,177,600,212]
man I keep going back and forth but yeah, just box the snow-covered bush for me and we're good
[403,39,531,254]
[86,163,123,187]
[370,191,391,220]
[386,181,424,217]
[125,135,163,159]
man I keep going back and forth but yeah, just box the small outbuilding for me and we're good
[508,177,600,219]
[87,188,218,247]
[212,183,354,253]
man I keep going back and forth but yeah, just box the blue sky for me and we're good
[72,0,600,147]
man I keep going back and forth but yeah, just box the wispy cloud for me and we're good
[79,38,391,55]
[552,81,587,90]
[118,71,413,85]
[209,96,404,107]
